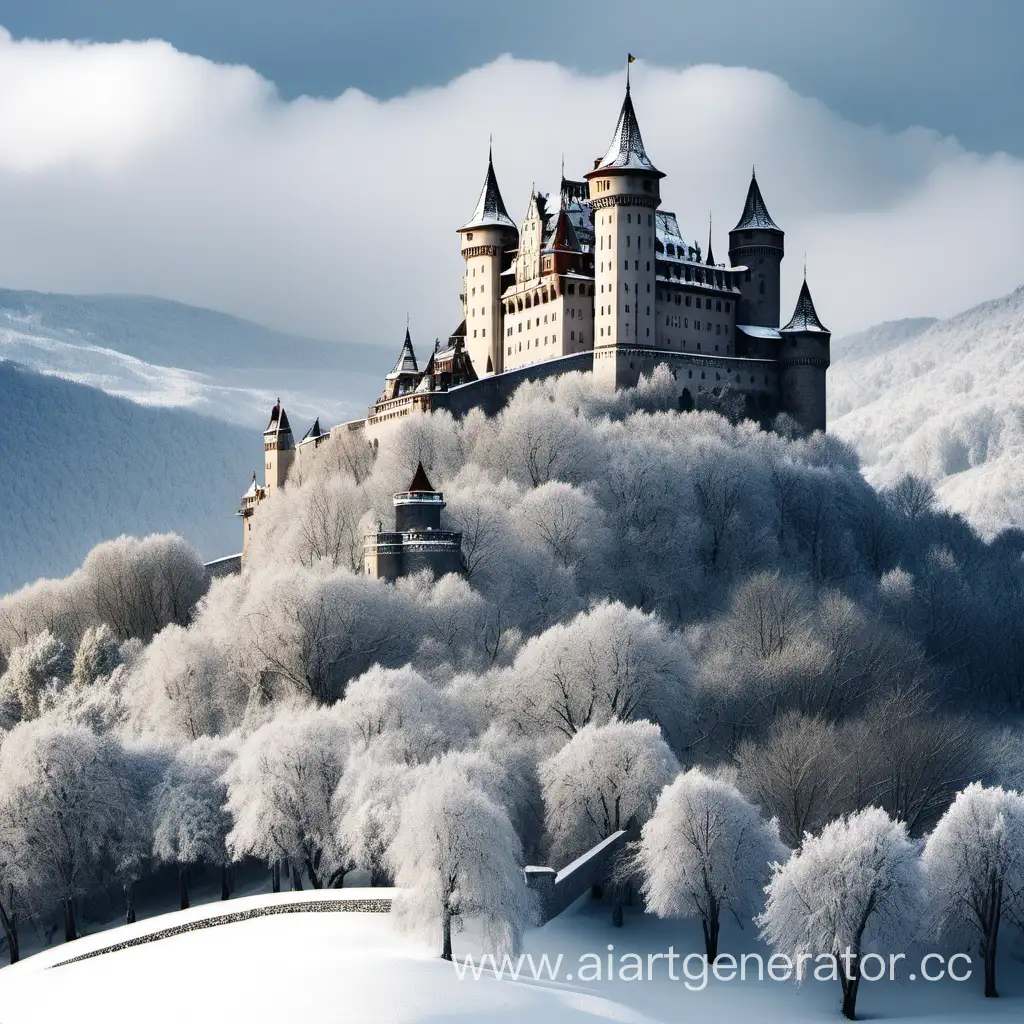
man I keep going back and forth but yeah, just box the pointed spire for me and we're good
[590,81,661,175]
[460,144,515,231]
[733,169,781,232]
[301,417,322,443]
[781,278,829,334]
[408,461,436,493]
[387,327,419,378]
[706,212,715,266]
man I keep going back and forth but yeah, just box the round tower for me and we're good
[584,79,663,388]
[457,146,518,377]
[779,277,830,435]
[728,171,784,328]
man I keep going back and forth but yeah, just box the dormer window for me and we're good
[466,232,473,240]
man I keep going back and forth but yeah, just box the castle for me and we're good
[239,73,831,575]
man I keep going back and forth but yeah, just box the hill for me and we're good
[0,361,254,594]
[0,892,1020,1023]
[0,289,385,429]
[829,284,1024,537]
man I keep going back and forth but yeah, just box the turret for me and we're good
[729,171,784,328]
[363,461,463,580]
[585,77,664,387]
[381,328,420,400]
[458,146,518,377]
[263,400,294,494]
[779,277,830,434]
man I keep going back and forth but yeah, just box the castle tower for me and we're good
[728,171,784,328]
[585,79,664,388]
[458,146,518,377]
[364,462,464,580]
[779,276,830,434]
[263,400,294,494]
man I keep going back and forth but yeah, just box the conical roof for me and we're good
[265,400,292,435]
[387,328,419,379]
[301,417,322,443]
[706,217,715,266]
[408,461,436,493]
[460,146,516,231]
[782,278,829,333]
[591,85,661,175]
[733,171,781,232]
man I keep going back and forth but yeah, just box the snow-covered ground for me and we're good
[2,892,1021,1023]
[830,283,1024,536]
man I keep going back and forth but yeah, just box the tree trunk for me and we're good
[611,892,624,927]
[179,867,190,911]
[441,909,453,962]
[220,865,231,901]
[291,863,304,891]
[0,901,20,965]
[839,953,860,1021]
[272,861,281,894]
[701,915,720,962]
[62,897,78,943]
[125,882,136,925]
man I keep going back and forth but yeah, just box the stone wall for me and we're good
[524,830,628,924]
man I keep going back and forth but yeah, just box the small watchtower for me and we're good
[364,462,464,580]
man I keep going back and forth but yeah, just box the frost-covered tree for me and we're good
[500,602,693,745]
[735,712,847,848]
[71,623,123,689]
[922,783,1024,998]
[758,807,921,1021]
[389,763,535,960]
[640,768,786,960]
[0,630,74,724]
[336,664,468,764]
[540,720,678,925]
[153,739,235,910]
[0,719,131,941]
[226,705,350,888]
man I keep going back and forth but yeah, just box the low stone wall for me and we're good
[524,830,628,924]
[50,897,392,969]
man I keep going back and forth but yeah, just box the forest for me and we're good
[1,367,1023,1018]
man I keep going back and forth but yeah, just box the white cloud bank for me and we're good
[0,28,1022,346]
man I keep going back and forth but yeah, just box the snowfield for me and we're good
[1,892,1022,1023]
[830,283,1024,536]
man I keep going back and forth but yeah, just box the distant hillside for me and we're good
[830,284,1024,536]
[0,361,255,595]
[0,290,385,430]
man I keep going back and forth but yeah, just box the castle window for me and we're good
[686,296,691,307]
[745,270,752,282]
[726,301,731,313]
[518,323,522,332]
[716,324,721,335]
[625,304,630,313]
[473,330,477,337]
[695,320,700,329]
[647,283,650,293]
[482,329,486,337]
[716,300,722,312]
[571,330,575,340]
[685,318,688,327]
[624,261,628,270]
[706,298,712,310]
[627,236,631,247]
[635,261,639,270]
[707,322,712,331]
[646,328,650,337]
[568,283,576,295]
[627,213,632,223]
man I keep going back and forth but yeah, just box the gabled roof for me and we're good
[781,278,829,334]
[460,146,516,232]
[386,328,419,379]
[545,208,582,253]
[733,171,781,232]
[408,461,436,493]
[590,85,661,175]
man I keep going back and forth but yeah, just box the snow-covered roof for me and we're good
[264,401,292,436]
[242,473,258,499]
[733,172,781,232]
[655,211,701,262]
[460,149,516,232]
[737,325,782,340]
[386,329,419,379]
[300,417,322,443]
[592,86,660,175]
[782,279,829,333]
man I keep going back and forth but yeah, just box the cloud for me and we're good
[0,27,1021,346]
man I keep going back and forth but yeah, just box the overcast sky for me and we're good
[0,3,1021,345]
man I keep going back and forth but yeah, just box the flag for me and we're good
[628,53,636,63]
